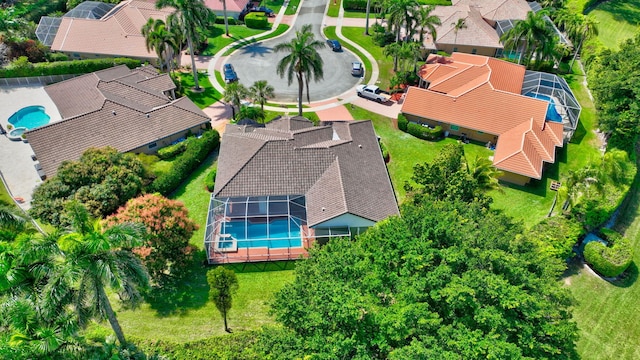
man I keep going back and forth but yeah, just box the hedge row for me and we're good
[397,113,408,132]
[0,57,142,78]
[407,123,443,140]
[215,17,238,25]
[344,0,367,10]
[379,141,390,163]
[132,331,261,360]
[245,12,268,29]
[150,130,221,195]
[205,168,217,192]
[157,141,187,160]
[584,229,633,278]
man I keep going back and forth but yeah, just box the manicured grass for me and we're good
[586,0,640,50]
[223,24,290,56]
[341,26,394,89]
[202,25,269,56]
[284,0,301,15]
[262,0,284,14]
[566,153,640,359]
[0,179,13,205]
[178,71,222,109]
[324,26,372,84]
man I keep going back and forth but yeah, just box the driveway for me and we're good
[227,0,362,102]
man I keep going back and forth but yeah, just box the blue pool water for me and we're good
[8,105,50,130]
[222,218,302,249]
[525,93,563,123]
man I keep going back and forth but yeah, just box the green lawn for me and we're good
[0,179,13,205]
[587,0,640,50]
[178,71,222,109]
[566,153,640,359]
[202,25,269,56]
[341,26,394,89]
[323,26,372,84]
[284,0,301,15]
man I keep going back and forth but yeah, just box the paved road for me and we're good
[228,0,362,102]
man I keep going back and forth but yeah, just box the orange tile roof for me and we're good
[402,53,564,179]
[50,0,173,60]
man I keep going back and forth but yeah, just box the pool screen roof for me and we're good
[64,1,116,19]
[36,17,63,46]
[522,70,581,131]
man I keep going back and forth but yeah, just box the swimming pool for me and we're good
[525,93,563,123]
[220,218,302,249]
[8,105,51,130]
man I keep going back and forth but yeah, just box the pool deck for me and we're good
[0,85,62,209]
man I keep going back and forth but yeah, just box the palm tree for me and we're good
[224,82,249,120]
[50,203,149,346]
[237,106,266,123]
[249,80,275,115]
[416,5,441,43]
[558,166,601,212]
[501,11,556,67]
[274,24,325,116]
[365,0,372,35]
[452,18,466,49]
[220,0,230,37]
[385,0,419,42]
[467,155,503,193]
[0,201,33,241]
[570,16,598,69]
[157,0,214,90]
[383,41,402,72]
[141,18,179,72]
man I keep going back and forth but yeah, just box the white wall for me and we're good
[312,213,375,228]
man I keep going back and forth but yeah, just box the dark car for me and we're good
[250,6,275,17]
[326,39,342,51]
[351,61,363,76]
[223,63,238,83]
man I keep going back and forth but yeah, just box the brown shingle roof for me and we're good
[28,66,209,177]
[213,119,399,226]
[452,0,531,22]
[50,0,173,60]
[402,53,563,180]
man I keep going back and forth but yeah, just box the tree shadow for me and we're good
[239,42,273,58]
[609,261,638,288]
[569,118,588,144]
[587,1,640,27]
[221,260,297,273]
[144,250,210,316]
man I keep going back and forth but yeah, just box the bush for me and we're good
[526,216,584,260]
[397,113,408,131]
[379,141,390,163]
[244,12,268,29]
[215,17,237,25]
[584,236,633,278]
[150,130,221,195]
[344,0,367,10]
[406,122,443,140]
[0,57,142,78]
[205,168,217,192]
[47,52,69,62]
[157,141,187,160]
[371,23,395,47]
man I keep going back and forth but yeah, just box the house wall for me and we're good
[499,171,531,186]
[130,123,209,155]
[403,113,498,143]
[312,213,376,229]
[435,44,498,57]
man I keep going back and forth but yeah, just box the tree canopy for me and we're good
[265,199,578,359]
[29,147,151,226]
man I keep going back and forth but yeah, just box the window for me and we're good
[148,142,157,149]
[453,47,458,52]
[477,131,484,134]
[450,125,460,131]
[471,48,477,54]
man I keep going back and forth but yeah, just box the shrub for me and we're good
[215,17,237,25]
[406,122,443,140]
[244,12,268,29]
[47,52,69,62]
[157,141,187,160]
[150,130,221,195]
[526,216,584,260]
[344,0,368,10]
[379,141,390,163]
[371,23,395,47]
[584,236,633,278]
[205,168,217,192]
[397,113,408,131]
[0,57,142,78]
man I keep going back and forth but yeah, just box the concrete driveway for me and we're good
[227,0,362,102]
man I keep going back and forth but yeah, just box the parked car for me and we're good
[326,39,342,51]
[250,6,275,17]
[223,63,238,83]
[356,85,391,103]
[351,61,363,76]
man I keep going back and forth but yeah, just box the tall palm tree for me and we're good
[452,18,466,49]
[220,0,230,37]
[0,201,33,241]
[384,42,402,72]
[157,0,214,90]
[570,16,598,69]
[50,203,149,346]
[274,24,325,116]
[224,81,249,120]
[385,0,419,42]
[249,80,275,114]
[501,11,556,67]
[141,18,179,72]
[416,5,440,43]
[467,155,503,193]
[365,0,372,35]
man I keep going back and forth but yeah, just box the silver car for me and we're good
[351,62,363,76]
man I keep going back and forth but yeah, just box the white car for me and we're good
[356,85,391,103]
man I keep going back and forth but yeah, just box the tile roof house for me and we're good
[401,53,572,185]
[204,0,251,19]
[420,0,535,57]
[204,117,399,264]
[37,0,173,62]
[27,65,211,177]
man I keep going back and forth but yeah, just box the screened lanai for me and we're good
[204,195,312,263]
[521,70,581,139]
